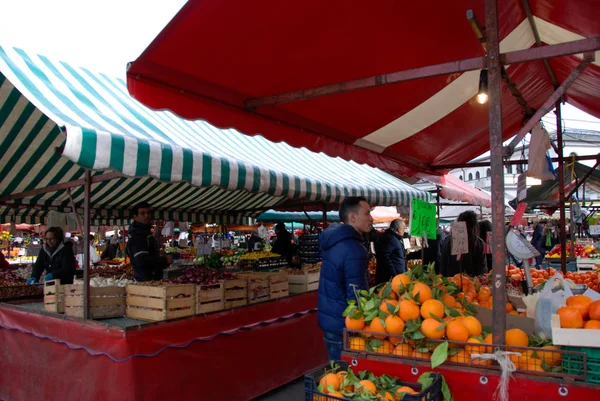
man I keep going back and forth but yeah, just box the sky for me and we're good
[1,0,599,162]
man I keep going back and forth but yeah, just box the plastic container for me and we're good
[562,346,600,384]
[304,361,442,401]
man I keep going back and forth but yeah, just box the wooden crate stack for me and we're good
[236,272,289,303]
[287,268,320,294]
[267,271,289,300]
[44,279,65,313]
[223,279,248,309]
[196,282,225,314]
[126,284,195,322]
[63,284,126,319]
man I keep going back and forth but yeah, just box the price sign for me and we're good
[510,202,528,227]
[451,221,469,256]
[590,226,600,236]
[409,199,437,240]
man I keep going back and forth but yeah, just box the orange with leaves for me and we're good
[446,320,470,342]
[385,315,405,336]
[318,373,340,391]
[366,317,388,340]
[357,380,377,395]
[399,299,421,322]
[420,299,445,320]
[391,274,411,294]
[393,342,414,357]
[345,311,365,331]
[379,299,399,315]
[349,337,366,351]
[420,318,446,340]
[442,294,457,308]
[411,282,433,303]
[462,316,483,337]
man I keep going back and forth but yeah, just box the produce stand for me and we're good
[0,292,325,401]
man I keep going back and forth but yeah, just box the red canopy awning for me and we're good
[127,0,600,178]
[419,174,492,207]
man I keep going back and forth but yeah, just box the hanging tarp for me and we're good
[0,46,430,225]
[256,210,340,223]
[126,0,600,177]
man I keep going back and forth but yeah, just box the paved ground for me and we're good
[253,377,305,401]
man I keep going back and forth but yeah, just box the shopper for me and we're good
[440,211,487,277]
[531,221,546,266]
[0,250,10,270]
[247,231,262,251]
[478,220,493,271]
[126,202,167,282]
[27,227,76,284]
[318,196,373,361]
[374,219,407,284]
[271,223,294,264]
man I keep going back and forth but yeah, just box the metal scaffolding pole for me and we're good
[556,103,567,273]
[83,169,91,320]
[485,0,507,345]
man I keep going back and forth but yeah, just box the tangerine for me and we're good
[462,316,483,337]
[478,287,492,302]
[442,294,457,308]
[411,282,433,303]
[557,306,584,329]
[385,315,405,336]
[366,317,388,340]
[380,299,399,315]
[393,342,414,357]
[378,285,398,300]
[391,274,411,294]
[566,295,593,320]
[446,320,469,342]
[505,328,529,348]
[465,337,485,355]
[357,380,377,395]
[319,373,340,391]
[420,318,446,339]
[371,339,394,354]
[345,314,366,331]
[420,299,445,320]
[349,337,367,351]
[399,299,421,322]
[483,333,493,353]
[584,320,600,329]
[589,300,600,320]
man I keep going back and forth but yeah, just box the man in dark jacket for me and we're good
[318,196,373,361]
[271,223,294,264]
[27,226,75,284]
[126,202,167,282]
[375,219,406,284]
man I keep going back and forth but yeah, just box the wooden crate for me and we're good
[44,279,65,313]
[196,282,225,314]
[237,272,289,302]
[223,279,248,309]
[551,314,600,347]
[287,268,320,294]
[126,284,195,322]
[576,258,598,272]
[268,272,289,300]
[63,285,125,319]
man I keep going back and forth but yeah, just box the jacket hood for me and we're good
[129,221,152,235]
[320,223,362,251]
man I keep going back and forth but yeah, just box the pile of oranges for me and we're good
[557,294,600,329]
[564,270,599,289]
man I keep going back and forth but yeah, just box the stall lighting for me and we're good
[476,69,488,104]
[526,177,542,186]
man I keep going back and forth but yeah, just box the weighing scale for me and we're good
[505,230,540,294]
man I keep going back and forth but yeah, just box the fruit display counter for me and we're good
[0,291,327,401]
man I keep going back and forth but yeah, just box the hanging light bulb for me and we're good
[476,69,488,104]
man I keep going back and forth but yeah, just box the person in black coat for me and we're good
[478,220,493,271]
[27,226,75,284]
[271,223,294,264]
[440,211,487,277]
[247,231,262,252]
[375,219,407,284]
[531,221,547,266]
[126,202,167,282]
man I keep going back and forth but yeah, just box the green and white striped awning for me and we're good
[0,46,431,225]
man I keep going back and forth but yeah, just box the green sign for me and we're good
[409,199,437,240]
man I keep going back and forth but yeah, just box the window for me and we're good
[506,165,513,174]
[468,173,473,181]
[486,168,491,177]
[459,175,463,181]
[476,171,480,180]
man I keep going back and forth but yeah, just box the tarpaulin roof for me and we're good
[256,210,340,224]
[127,0,600,179]
[0,46,430,225]
[421,174,492,207]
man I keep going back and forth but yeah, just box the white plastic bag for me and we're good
[534,272,573,338]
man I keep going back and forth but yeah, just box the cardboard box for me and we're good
[508,294,527,310]
[473,305,535,335]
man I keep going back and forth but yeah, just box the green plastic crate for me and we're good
[562,346,600,384]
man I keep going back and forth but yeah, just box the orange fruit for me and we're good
[327,391,344,399]
[557,306,584,329]
[584,320,600,329]
[472,357,493,366]
[399,299,421,322]
[412,349,432,359]
[506,303,515,313]
[411,282,433,303]
[420,299,445,320]
[319,373,341,391]
[349,337,367,351]
[478,287,492,302]
[378,285,398,300]
[505,328,529,349]
[393,342,414,357]
[391,274,411,294]
[589,300,600,320]
[446,320,469,342]
[483,333,493,353]
[509,310,519,315]
[357,380,376,395]
[442,294,457,308]
[465,337,485,355]
[385,315,405,336]
[380,299,399,315]
[448,350,469,364]
[462,316,483,337]
[366,318,388,340]
[371,339,394,354]
[538,345,562,367]
[566,295,593,320]
[396,386,417,396]
[420,318,446,339]
[517,354,543,372]
[381,391,395,401]
[345,314,366,331]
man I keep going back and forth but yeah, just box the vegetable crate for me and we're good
[44,279,65,313]
[236,272,270,304]
[63,284,126,319]
[304,360,442,401]
[223,279,248,309]
[562,346,600,384]
[267,271,289,300]
[196,282,224,314]
[287,267,320,294]
[576,258,598,272]
[126,283,195,321]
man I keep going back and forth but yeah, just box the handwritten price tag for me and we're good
[409,199,437,240]
[451,221,469,256]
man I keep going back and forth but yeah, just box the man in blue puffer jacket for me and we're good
[318,196,373,361]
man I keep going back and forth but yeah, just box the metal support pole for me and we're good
[322,204,327,229]
[485,0,507,346]
[556,102,567,274]
[570,201,576,260]
[83,169,91,320]
[436,186,441,227]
